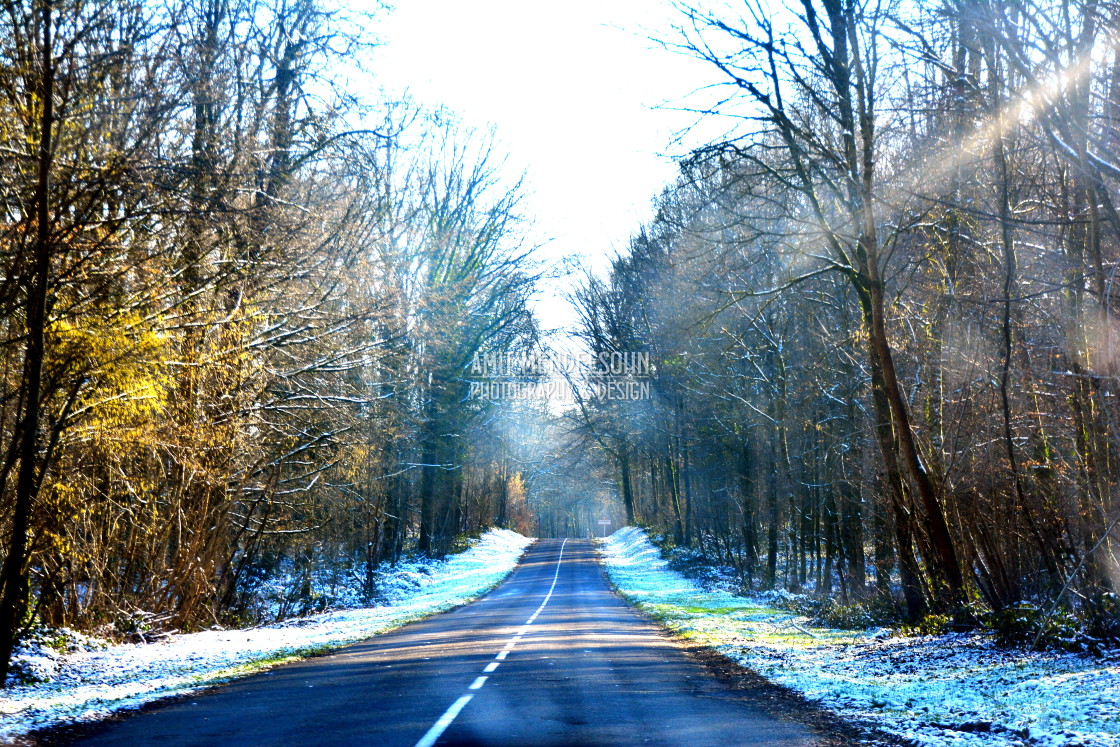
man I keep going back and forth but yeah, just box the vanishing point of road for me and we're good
[62,540,830,746]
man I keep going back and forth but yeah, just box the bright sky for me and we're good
[369,0,714,336]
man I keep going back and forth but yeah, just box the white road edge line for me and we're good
[412,539,567,747]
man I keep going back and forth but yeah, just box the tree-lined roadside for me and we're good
[29,540,831,747]
[2,0,1119,737]
[572,0,1120,638]
[0,0,540,684]
[601,527,1120,747]
[0,529,529,741]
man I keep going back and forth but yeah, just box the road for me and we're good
[64,540,823,746]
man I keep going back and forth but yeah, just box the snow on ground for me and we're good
[601,526,1120,747]
[0,528,532,742]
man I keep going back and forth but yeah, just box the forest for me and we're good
[1,0,1119,690]
[572,0,1120,640]
[0,0,547,682]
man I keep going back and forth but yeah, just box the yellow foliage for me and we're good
[48,308,171,440]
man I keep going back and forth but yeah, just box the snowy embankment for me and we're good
[0,528,532,742]
[601,527,1120,747]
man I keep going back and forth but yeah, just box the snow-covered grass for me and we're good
[0,528,532,742]
[601,526,1120,747]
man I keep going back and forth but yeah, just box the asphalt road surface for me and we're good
[63,540,822,746]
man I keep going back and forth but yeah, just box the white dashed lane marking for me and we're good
[412,539,567,747]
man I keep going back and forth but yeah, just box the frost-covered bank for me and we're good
[601,527,1120,747]
[0,528,532,741]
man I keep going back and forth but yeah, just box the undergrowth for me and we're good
[641,528,1119,653]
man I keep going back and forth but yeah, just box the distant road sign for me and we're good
[598,519,611,525]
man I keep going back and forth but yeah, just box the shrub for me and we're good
[986,601,1082,651]
[1085,592,1120,644]
[813,596,901,629]
[899,613,953,637]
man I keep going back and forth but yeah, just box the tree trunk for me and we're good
[619,447,635,525]
[0,0,54,682]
